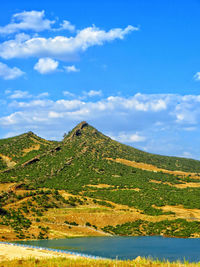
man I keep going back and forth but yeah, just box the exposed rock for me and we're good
[68,121,89,139]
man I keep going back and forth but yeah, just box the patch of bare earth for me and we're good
[86,184,114,188]
[0,154,16,168]
[22,144,40,155]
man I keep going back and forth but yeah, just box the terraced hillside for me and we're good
[0,121,200,240]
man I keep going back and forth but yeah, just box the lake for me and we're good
[15,236,200,262]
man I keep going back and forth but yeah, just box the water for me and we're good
[15,236,200,262]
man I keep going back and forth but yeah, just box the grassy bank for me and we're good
[0,256,200,267]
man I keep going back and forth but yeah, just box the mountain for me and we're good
[0,121,200,240]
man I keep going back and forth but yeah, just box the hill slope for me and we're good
[0,121,200,240]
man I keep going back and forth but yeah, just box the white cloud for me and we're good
[10,99,52,108]
[0,25,137,60]
[1,92,200,159]
[64,65,80,73]
[0,62,24,80]
[0,10,55,35]
[34,57,59,74]
[8,90,32,99]
[6,90,50,100]
[37,92,49,98]
[48,111,63,118]
[63,91,75,97]
[84,90,102,97]
[0,93,177,130]
[194,72,200,81]
[56,20,75,32]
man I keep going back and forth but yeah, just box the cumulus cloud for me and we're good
[0,93,197,129]
[0,62,24,80]
[64,65,80,72]
[0,25,137,60]
[34,57,59,74]
[5,90,49,100]
[8,90,32,99]
[56,20,75,32]
[0,10,55,35]
[63,91,75,97]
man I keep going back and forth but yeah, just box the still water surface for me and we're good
[15,236,200,262]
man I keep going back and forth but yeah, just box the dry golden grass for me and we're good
[150,180,200,188]
[30,137,51,145]
[85,184,114,188]
[109,188,141,192]
[173,183,200,188]
[22,144,40,154]
[0,183,16,192]
[159,205,200,221]
[106,158,200,180]
[0,256,199,267]
[0,154,16,168]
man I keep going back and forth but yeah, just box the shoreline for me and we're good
[5,233,200,242]
[0,242,199,267]
[0,241,103,261]
[0,242,87,262]
[0,242,199,266]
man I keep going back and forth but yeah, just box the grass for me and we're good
[0,256,200,267]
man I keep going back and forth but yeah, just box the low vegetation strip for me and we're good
[102,219,200,238]
[0,256,200,267]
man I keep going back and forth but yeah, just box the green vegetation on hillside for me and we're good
[0,121,200,239]
[102,219,200,238]
[0,189,72,239]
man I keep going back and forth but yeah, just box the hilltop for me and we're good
[0,121,200,240]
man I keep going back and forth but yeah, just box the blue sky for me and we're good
[0,0,200,159]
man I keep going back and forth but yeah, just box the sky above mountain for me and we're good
[0,0,200,160]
